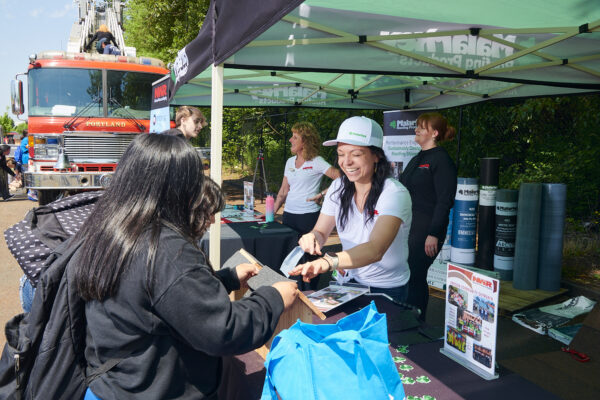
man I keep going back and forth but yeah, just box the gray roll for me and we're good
[513,183,542,290]
[537,184,567,291]
[494,189,519,281]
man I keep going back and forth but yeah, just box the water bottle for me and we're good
[265,194,274,222]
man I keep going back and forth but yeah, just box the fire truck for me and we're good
[10,0,170,205]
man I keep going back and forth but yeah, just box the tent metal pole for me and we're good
[210,63,224,270]
[456,106,463,173]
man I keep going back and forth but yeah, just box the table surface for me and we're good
[218,295,562,400]
[200,222,299,271]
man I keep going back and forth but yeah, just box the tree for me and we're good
[123,0,210,64]
[0,112,16,135]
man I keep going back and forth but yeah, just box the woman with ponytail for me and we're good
[290,116,412,303]
[400,112,457,320]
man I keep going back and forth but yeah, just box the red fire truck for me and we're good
[11,51,169,204]
[10,1,171,204]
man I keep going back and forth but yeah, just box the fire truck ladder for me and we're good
[68,0,135,56]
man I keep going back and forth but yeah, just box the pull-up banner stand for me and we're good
[382,110,425,180]
[150,75,172,133]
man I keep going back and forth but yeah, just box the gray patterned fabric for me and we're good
[4,191,101,286]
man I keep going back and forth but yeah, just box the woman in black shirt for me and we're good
[400,112,457,320]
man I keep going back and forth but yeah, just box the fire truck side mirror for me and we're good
[10,80,24,116]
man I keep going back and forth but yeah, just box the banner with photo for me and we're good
[150,76,172,133]
[441,263,500,380]
[382,110,425,180]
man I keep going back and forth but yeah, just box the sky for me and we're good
[0,0,78,124]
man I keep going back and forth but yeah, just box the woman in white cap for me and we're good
[290,116,412,303]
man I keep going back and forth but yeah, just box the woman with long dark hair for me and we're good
[290,116,412,303]
[400,112,457,320]
[72,134,297,399]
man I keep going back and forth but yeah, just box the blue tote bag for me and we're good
[261,301,405,400]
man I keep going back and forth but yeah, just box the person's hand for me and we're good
[298,232,322,255]
[235,263,260,287]
[306,191,325,203]
[272,281,298,310]
[289,258,330,282]
[424,235,439,258]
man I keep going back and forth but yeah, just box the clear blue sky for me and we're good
[0,0,78,124]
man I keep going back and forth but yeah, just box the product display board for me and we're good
[441,263,500,380]
[382,110,424,179]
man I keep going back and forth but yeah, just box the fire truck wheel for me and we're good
[38,190,63,206]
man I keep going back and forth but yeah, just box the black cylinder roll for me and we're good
[494,189,519,281]
[537,184,567,291]
[513,183,543,290]
[476,157,499,270]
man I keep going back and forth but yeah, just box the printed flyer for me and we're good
[243,181,254,213]
[441,263,500,380]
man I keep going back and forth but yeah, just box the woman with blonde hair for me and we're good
[86,24,117,54]
[162,106,208,140]
[273,121,340,235]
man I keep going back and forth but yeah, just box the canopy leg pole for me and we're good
[209,63,224,270]
[456,106,463,173]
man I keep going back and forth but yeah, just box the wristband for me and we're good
[323,252,339,271]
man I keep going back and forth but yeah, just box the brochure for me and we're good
[548,323,583,345]
[306,284,370,313]
[512,296,596,335]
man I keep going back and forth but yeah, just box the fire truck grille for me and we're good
[63,134,138,161]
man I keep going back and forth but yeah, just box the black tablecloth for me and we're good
[200,222,299,270]
[218,295,562,400]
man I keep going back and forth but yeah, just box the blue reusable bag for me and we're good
[261,301,405,400]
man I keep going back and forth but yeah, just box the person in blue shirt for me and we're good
[100,38,121,55]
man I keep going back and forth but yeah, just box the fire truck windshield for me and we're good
[28,68,162,120]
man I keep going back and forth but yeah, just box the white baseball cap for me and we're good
[323,116,383,148]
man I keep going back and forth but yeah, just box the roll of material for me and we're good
[494,189,519,281]
[513,183,543,290]
[476,158,500,270]
[451,178,479,265]
[537,184,567,291]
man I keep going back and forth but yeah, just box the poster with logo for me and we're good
[382,110,425,179]
[151,76,172,133]
[243,181,254,213]
[441,263,500,380]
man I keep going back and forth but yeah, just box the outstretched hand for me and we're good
[289,258,330,282]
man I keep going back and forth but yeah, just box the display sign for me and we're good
[382,110,425,179]
[151,76,172,133]
[440,263,500,380]
[243,181,254,213]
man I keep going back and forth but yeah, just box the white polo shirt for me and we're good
[321,177,412,288]
[284,156,332,214]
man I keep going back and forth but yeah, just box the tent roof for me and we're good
[171,0,600,110]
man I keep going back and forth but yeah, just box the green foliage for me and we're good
[0,112,16,134]
[123,0,210,64]
[443,94,600,220]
